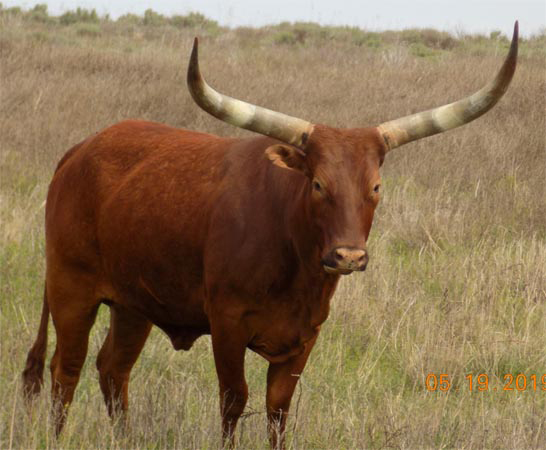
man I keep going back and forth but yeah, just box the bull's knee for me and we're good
[266,383,295,419]
[98,367,129,417]
[52,364,81,399]
[221,384,248,416]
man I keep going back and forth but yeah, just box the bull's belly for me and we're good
[124,297,210,351]
[100,273,210,350]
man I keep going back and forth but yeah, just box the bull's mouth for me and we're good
[323,265,353,275]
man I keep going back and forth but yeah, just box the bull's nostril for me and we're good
[358,254,365,262]
[334,251,344,261]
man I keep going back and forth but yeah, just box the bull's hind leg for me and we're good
[96,304,152,421]
[47,275,100,435]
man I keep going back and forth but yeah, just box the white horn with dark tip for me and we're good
[187,38,314,149]
[377,21,519,151]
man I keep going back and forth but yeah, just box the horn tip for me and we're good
[509,21,519,58]
[187,37,201,89]
[189,37,200,69]
[191,37,199,58]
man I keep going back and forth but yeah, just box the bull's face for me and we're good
[265,126,386,275]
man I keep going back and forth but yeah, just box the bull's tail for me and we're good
[22,285,49,397]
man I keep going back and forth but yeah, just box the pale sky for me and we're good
[3,0,545,37]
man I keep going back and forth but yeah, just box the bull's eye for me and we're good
[312,178,324,193]
[373,184,381,194]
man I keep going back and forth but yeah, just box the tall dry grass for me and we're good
[1,15,545,449]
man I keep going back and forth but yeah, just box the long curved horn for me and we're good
[377,21,518,151]
[187,38,314,149]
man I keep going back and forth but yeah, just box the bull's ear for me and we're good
[265,145,310,176]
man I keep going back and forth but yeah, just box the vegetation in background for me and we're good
[0,4,545,449]
[1,3,545,57]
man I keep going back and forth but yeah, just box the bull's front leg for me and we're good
[210,311,250,448]
[266,332,319,449]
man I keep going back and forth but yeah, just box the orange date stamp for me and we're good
[425,373,546,392]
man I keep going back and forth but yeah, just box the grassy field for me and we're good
[1,7,545,449]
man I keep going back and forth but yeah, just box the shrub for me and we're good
[273,30,297,45]
[59,8,99,26]
[490,30,502,40]
[143,8,165,27]
[410,42,439,58]
[489,30,509,44]
[420,29,457,50]
[117,13,142,26]
[0,6,22,17]
[170,12,219,31]
[75,23,101,37]
[359,33,382,48]
[400,28,457,50]
[28,4,54,24]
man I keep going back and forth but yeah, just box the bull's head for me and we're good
[187,22,518,275]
